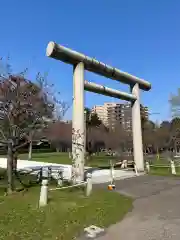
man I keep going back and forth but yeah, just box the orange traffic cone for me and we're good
[108,184,115,190]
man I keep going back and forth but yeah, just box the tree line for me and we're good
[44,116,180,154]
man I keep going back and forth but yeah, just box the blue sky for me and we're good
[1,0,180,122]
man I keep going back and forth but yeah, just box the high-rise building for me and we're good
[91,105,107,125]
[92,102,149,131]
[140,105,149,121]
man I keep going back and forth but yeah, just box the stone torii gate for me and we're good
[46,41,151,183]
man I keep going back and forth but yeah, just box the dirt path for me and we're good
[97,175,180,240]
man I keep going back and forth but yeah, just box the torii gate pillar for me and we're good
[72,62,85,183]
[131,83,144,172]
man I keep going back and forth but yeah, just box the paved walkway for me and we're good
[96,175,180,240]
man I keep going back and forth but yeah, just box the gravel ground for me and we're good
[96,175,180,240]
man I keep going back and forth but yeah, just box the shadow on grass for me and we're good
[0,168,46,195]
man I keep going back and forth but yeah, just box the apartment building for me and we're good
[92,102,131,130]
[140,105,149,120]
[91,105,107,125]
[92,102,149,131]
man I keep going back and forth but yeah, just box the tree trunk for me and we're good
[156,147,160,160]
[28,140,32,160]
[56,147,60,152]
[7,141,14,194]
[174,141,177,155]
[13,150,18,171]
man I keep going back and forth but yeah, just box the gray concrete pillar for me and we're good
[131,83,144,172]
[72,62,85,183]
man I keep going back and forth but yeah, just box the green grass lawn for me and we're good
[20,152,72,164]
[0,160,132,239]
[0,186,132,240]
[149,166,180,176]
[146,158,180,176]
[16,152,117,168]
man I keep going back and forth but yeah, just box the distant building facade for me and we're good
[92,102,149,131]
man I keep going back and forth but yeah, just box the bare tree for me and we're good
[45,121,72,152]
[104,123,129,153]
[0,60,69,194]
[169,89,180,154]
[87,125,107,155]
[142,120,156,154]
[169,89,180,118]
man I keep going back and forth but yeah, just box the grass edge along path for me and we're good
[147,159,180,177]
[0,152,119,168]
[0,187,133,240]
